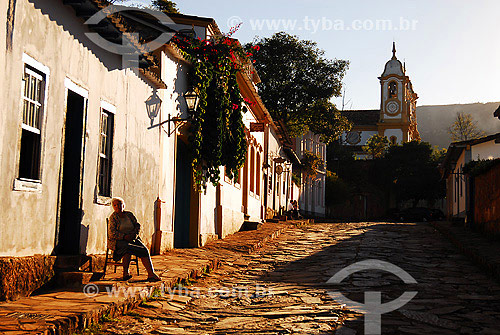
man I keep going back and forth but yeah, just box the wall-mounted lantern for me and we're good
[147,88,199,136]
[145,89,162,126]
[184,89,199,113]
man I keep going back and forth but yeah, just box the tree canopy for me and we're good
[245,32,351,143]
[327,140,446,212]
[363,134,389,159]
[151,0,180,14]
[448,112,485,142]
[385,141,445,205]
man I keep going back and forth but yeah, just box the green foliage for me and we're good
[463,158,500,177]
[325,171,351,206]
[448,112,486,142]
[330,141,445,208]
[245,32,351,143]
[363,134,389,159]
[430,146,447,164]
[146,287,163,301]
[78,323,103,335]
[151,0,180,13]
[301,150,324,178]
[385,141,445,204]
[326,140,355,172]
[181,277,193,286]
[99,313,118,323]
[303,100,352,144]
[291,172,301,186]
[172,36,248,189]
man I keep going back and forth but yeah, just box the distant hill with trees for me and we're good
[416,102,500,149]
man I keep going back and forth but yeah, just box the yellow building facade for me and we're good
[341,43,420,157]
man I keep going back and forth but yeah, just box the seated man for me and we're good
[108,197,161,281]
[292,200,299,219]
[287,200,294,219]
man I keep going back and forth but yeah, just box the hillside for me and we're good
[416,102,500,149]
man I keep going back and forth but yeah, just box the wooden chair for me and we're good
[104,218,140,277]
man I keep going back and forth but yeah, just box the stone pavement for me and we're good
[94,222,500,334]
[431,221,500,283]
[0,222,293,334]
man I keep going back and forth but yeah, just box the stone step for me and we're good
[54,255,92,271]
[240,221,262,232]
[54,255,106,273]
[56,271,94,288]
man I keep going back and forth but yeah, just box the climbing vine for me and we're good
[172,32,253,190]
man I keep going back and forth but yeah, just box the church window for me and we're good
[388,81,397,98]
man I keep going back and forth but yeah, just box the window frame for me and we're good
[96,101,116,201]
[249,146,255,194]
[255,152,261,196]
[234,167,241,189]
[14,54,50,192]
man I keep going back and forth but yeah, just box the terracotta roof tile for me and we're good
[341,109,380,126]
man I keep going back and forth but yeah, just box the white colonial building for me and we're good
[294,132,326,217]
[442,132,500,220]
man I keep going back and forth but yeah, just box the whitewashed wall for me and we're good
[383,129,404,144]
[343,130,378,147]
[471,140,500,160]
[157,50,188,251]
[0,0,164,256]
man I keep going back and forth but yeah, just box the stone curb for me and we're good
[430,221,500,283]
[0,222,294,334]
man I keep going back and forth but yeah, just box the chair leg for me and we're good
[135,256,140,275]
[104,249,109,278]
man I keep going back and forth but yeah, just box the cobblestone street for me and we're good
[97,222,500,334]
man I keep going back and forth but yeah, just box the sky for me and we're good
[123,0,500,110]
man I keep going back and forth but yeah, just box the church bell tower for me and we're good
[378,42,420,143]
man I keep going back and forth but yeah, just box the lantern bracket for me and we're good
[148,113,192,136]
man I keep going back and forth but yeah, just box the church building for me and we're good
[341,43,420,157]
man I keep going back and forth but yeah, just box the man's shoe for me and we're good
[146,275,161,282]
